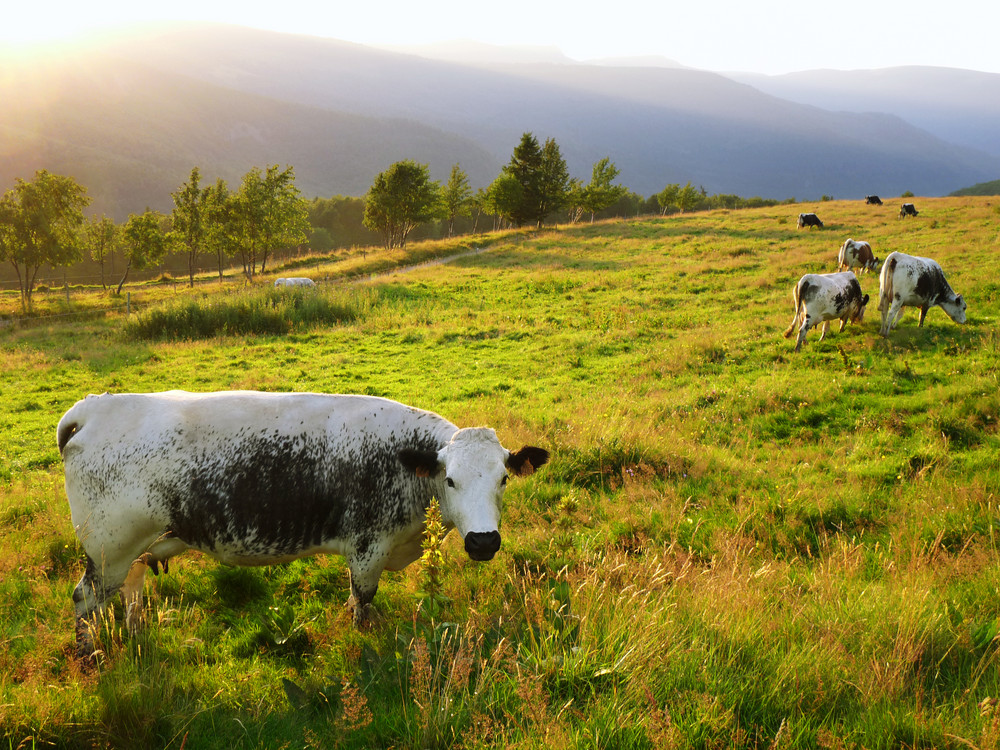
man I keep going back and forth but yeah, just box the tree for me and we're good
[656,183,681,215]
[442,163,473,237]
[483,173,523,231]
[502,132,571,227]
[84,215,120,290]
[117,210,169,294]
[170,167,207,287]
[233,165,310,278]
[363,161,443,250]
[202,178,239,280]
[579,158,628,222]
[0,170,89,310]
[676,182,703,213]
[536,137,571,224]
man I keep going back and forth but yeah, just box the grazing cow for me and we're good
[275,277,316,288]
[58,391,549,657]
[899,203,919,218]
[878,251,966,336]
[797,213,824,229]
[838,239,880,273]
[865,195,883,205]
[783,271,869,352]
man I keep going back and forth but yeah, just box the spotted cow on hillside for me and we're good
[58,391,549,658]
[783,271,869,351]
[878,252,967,336]
[797,212,824,229]
[838,238,880,273]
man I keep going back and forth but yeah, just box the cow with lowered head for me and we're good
[878,251,966,336]
[784,271,869,352]
[58,391,549,658]
[838,239,880,274]
[797,213,824,229]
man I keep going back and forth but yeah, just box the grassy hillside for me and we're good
[1,197,998,748]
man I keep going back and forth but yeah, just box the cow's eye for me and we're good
[446,477,456,488]
[500,474,509,486]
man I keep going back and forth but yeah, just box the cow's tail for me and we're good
[57,397,94,455]
[783,280,804,338]
[878,255,898,316]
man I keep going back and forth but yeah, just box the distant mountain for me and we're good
[3,23,999,218]
[728,67,1000,158]
[949,179,1000,196]
[0,48,499,218]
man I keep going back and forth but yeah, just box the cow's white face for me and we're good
[944,294,967,324]
[400,428,549,561]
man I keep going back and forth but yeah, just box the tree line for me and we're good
[1,131,786,310]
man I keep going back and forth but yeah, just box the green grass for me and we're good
[1,197,999,748]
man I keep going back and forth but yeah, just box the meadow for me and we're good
[1,197,998,749]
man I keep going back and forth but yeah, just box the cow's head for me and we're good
[399,428,549,561]
[853,293,871,322]
[944,294,967,324]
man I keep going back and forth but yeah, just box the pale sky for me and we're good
[3,0,999,76]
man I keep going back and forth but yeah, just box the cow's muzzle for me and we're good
[464,530,501,561]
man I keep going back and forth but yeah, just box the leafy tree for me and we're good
[117,210,169,294]
[656,183,681,215]
[363,161,443,249]
[442,163,473,237]
[233,165,310,278]
[676,182,703,213]
[84,215,120,290]
[170,167,207,287]
[483,173,523,231]
[469,187,488,234]
[202,178,240,280]
[579,158,628,222]
[0,170,89,310]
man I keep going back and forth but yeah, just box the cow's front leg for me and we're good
[918,304,929,326]
[838,317,848,333]
[346,547,388,628]
[818,321,831,341]
[73,555,120,661]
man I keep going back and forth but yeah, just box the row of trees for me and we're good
[360,133,630,249]
[2,131,789,309]
[1,165,309,309]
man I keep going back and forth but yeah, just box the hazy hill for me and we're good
[730,67,1000,158]
[0,49,499,218]
[3,23,999,216]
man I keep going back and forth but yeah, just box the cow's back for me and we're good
[60,391,455,563]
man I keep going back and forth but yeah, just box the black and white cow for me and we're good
[275,277,316,288]
[838,238,880,273]
[899,203,919,218]
[797,213,824,229]
[58,391,548,657]
[865,195,883,205]
[878,251,967,336]
[783,271,869,352]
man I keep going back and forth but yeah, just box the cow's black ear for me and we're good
[399,449,443,478]
[507,446,550,477]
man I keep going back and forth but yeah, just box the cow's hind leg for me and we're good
[918,304,929,327]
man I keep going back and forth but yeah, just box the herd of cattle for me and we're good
[788,201,967,351]
[57,196,971,659]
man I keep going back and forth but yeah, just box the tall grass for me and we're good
[123,286,371,341]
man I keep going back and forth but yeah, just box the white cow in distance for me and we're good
[274,277,316,288]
